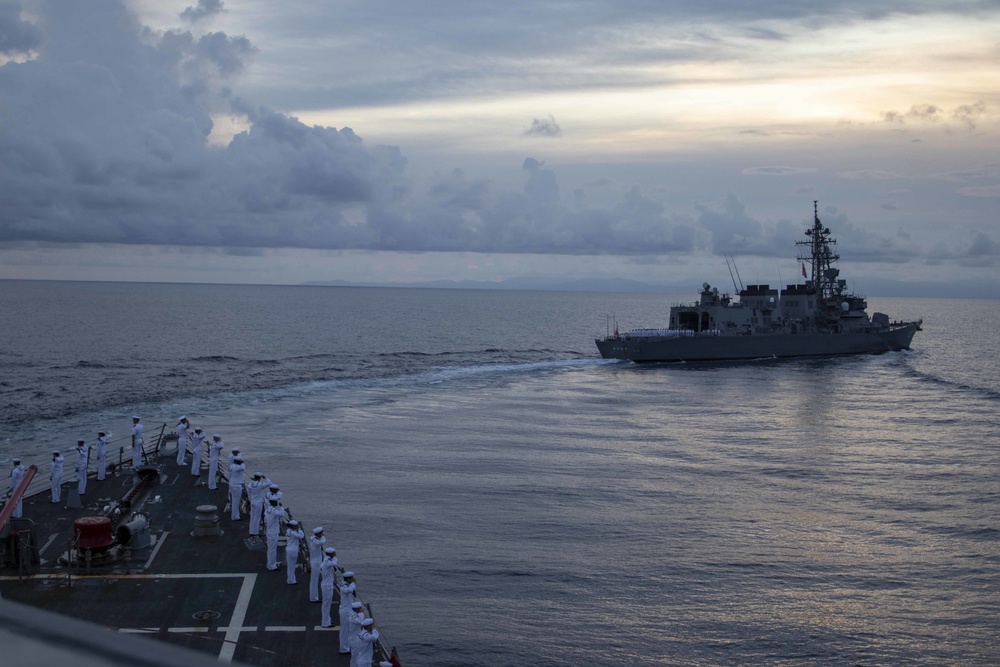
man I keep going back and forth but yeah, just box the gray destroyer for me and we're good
[596,202,921,362]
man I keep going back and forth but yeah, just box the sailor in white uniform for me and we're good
[351,617,378,667]
[265,482,282,503]
[247,472,270,536]
[308,527,326,602]
[228,456,246,520]
[339,571,357,653]
[207,434,224,489]
[9,457,26,518]
[75,439,89,495]
[347,601,365,661]
[190,427,206,477]
[228,446,241,468]
[264,497,287,570]
[95,431,110,480]
[175,416,189,466]
[50,450,64,502]
[130,416,143,468]
[285,519,305,584]
[319,547,338,627]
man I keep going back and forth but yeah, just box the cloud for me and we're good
[0,1,41,58]
[181,0,225,24]
[882,102,991,129]
[524,115,562,137]
[1,0,996,279]
[741,166,818,176]
[838,170,906,180]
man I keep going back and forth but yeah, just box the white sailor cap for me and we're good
[343,571,354,578]
[313,527,323,534]
[324,547,336,555]
[361,618,374,627]
[287,520,299,526]
[233,457,243,463]
[232,446,240,451]
[254,471,264,478]
[194,426,203,431]
[268,483,279,490]
[132,415,140,420]
[53,450,60,455]
[178,416,187,423]
[212,433,221,439]
[78,439,85,444]
[351,601,363,610]
[12,457,20,463]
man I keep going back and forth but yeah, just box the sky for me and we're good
[1,0,999,296]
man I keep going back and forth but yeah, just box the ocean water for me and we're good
[1,280,998,666]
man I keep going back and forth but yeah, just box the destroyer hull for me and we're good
[596,322,920,363]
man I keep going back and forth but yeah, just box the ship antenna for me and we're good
[725,256,739,293]
[732,256,745,291]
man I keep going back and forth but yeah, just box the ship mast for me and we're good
[796,200,840,302]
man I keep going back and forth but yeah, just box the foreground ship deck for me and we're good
[1,434,396,666]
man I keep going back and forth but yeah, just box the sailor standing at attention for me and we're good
[339,571,357,654]
[247,472,270,536]
[175,416,189,466]
[207,434,224,489]
[190,427,206,477]
[130,416,143,468]
[75,439,89,495]
[308,527,326,602]
[9,457,26,518]
[284,519,305,585]
[95,431,110,480]
[50,450,64,503]
[228,456,246,520]
[319,547,338,627]
[264,497,287,570]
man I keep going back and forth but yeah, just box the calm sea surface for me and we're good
[2,280,998,666]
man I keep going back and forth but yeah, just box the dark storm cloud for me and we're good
[0,1,41,56]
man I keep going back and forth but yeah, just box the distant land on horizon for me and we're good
[300,276,998,300]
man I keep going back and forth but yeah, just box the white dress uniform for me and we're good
[9,460,26,518]
[75,442,89,495]
[95,432,110,480]
[190,429,206,476]
[175,419,189,465]
[351,621,378,667]
[285,522,305,584]
[347,604,365,662]
[50,452,64,502]
[228,460,246,520]
[339,576,356,653]
[308,530,326,602]
[320,551,338,627]
[264,502,286,570]
[130,418,143,468]
[247,475,270,536]
[208,437,224,489]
